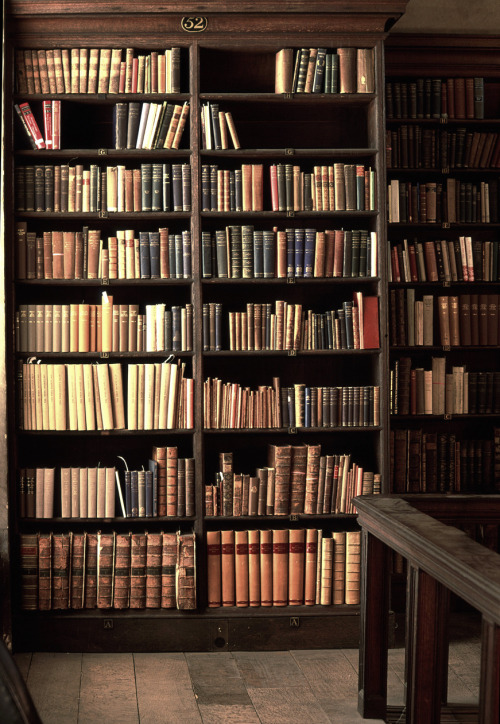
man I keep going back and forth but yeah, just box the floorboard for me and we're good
[78,653,139,724]
[26,652,81,724]
[134,653,202,724]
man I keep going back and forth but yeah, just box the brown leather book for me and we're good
[272,528,288,606]
[38,532,52,610]
[304,444,321,514]
[113,533,131,609]
[207,530,222,607]
[437,295,451,346]
[304,528,318,605]
[357,48,375,93]
[288,528,305,605]
[70,532,85,610]
[338,47,356,93]
[145,532,162,608]
[320,536,334,605]
[96,531,114,609]
[176,532,196,610]
[84,532,98,609]
[166,446,178,517]
[478,293,489,345]
[449,296,460,346]
[129,533,147,608]
[221,529,236,606]
[268,444,292,515]
[289,444,307,514]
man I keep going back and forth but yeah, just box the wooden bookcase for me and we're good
[385,35,500,498]
[1,1,407,652]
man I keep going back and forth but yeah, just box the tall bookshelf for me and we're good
[1,1,406,652]
[385,35,500,499]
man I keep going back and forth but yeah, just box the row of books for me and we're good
[203,378,380,430]
[199,163,377,213]
[391,357,500,416]
[275,47,374,95]
[19,360,193,431]
[386,127,500,170]
[389,237,500,283]
[387,178,500,225]
[17,302,193,354]
[15,47,182,95]
[269,163,376,213]
[207,529,361,608]
[390,428,500,494]
[19,530,195,612]
[16,224,192,281]
[205,447,379,517]
[202,295,379,352]
[114,101,189,150]
[385,77,485,120]
[201,227,378,280]
[15,101,61,150]
[19,453,195,520]
[389,289,500,348]
[200,103,240,150]
[16,162,192,213]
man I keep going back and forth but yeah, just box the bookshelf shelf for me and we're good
[2,0,404,652]
[385,34,500,498]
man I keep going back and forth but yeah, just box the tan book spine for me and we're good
[83,363,96,431]
[221,530,236,607]
[272,528,288,607]
[96,363,114,429]
[248,529,261,607]
[60,467,71,517]
[304,528,318,605]
[87,468,98,517]
[235,530,249,607]
[108,48,122,93]
[345,530,361,605]
[207,530,222,607]
[225,112,241,150]
[66,363,77,430]
[97,467,106,518]
[79,48,88,94]
[105,467,116,518]
[320,536,334,605]
[70,48,80,93]
[166,446,178,517]
[74,363,87,430]
[97,48,112,93]
[126,364,138,431]
[109,363,126,429]
[288,528,305,605]
[275,48,294,93]
[260,529,273,606]
[332,531,346,605]
[54,364,67,430]
[37,50,50,94]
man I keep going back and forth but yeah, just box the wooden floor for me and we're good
[14,616,481,724]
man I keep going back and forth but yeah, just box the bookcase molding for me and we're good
[1,0,409,651]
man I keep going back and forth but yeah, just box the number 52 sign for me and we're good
[181,16,208,32]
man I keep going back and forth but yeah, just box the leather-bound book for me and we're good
[20,533,39,610]
[332,531,346,604]
[145,532,162,608]
[338,47,357,93]
[52,532,71,609]
[260,529,273,606]
[221,529,236,607]
[288,528,305,606]
[345,530,361,605]
[235,530,249,607]
[84,532,98,608]
[38,532,52,610]
[248,529,261,607]
[207,530,222,607]
[161,532,178,609]
[130,533,146,608]
[113,532,131,609]
[272,528,289,606]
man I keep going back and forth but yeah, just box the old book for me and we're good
[113,533,131,609]
[129,533,147,608]
[20,533,39,610]
[38,532,52,610]
[260,529,273,607]
[338,47,357,93]
[272,528,288,607]
[345,530,361,605]
[332,531,346,604]
[176,532,196,610]
[207,530,222,607]
[52,532,70,609]
[275,48,294,93]
[221,529,235,607]
[161,532,177,609]
[145,532,162,608]
[234,530,249,607]
[247,529,261,607]
[288,528,305,606]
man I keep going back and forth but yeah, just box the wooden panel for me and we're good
[26,652,82,724]
[78,653,138,724]
[134,653,202,724]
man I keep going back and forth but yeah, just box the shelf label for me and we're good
[444,413,452,420]
[181,16,208,32]
[290,515,299,522]
[286,211,295,217]
[287,349,297,357]
[98,148,108,155]
[439,116,448,124]
[442,222,450,229]
[100,352,109,359]
[287,277,296,284]
[288,427,297,434]
[285,148,295,155]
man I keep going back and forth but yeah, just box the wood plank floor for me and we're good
[13,616,481,724]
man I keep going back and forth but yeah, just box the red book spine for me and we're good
[19,102,46,149]
[270,164,279,211]
[43,100,53,149]
[52,100,61,150]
